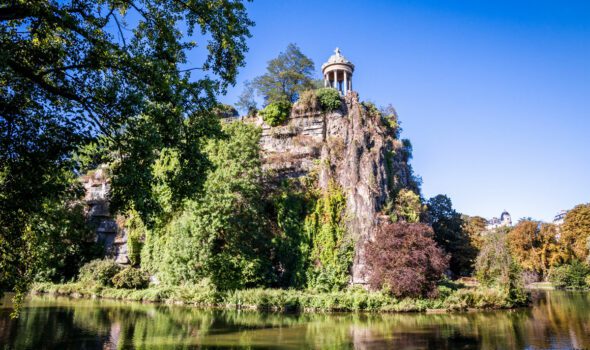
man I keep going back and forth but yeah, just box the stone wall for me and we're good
[82,166,129,264]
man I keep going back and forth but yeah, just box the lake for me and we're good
[1,290,589,349]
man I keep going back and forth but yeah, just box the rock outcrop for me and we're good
[255,92,418,284]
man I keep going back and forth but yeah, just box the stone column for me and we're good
[344,71,348,95]
[333,70,337,89]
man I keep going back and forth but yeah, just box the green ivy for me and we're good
[271,179,316,289]
[305,183,354,291]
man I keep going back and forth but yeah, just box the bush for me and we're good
[295,90,319,113]
[78,259,122,287]
[548,261,590,290]
[259,100,291,126]
[365,222,449,298]
[316,88,341,112]
[111,267,150,289]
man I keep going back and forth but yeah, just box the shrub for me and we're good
[365,222,449,298]
[392,189,423,223]
[316,88,341,112]
[295,89,319,113]
[111,267,150,289]
[78,259,122,287]
[259,100,291,126]
[548,260,590,290]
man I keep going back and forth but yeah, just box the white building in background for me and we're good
[486,210,512,230]
[553,210,568,226]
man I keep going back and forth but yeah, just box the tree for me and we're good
[461,215,487,250]
[141,122,273,290]
[507,220,540,273]
[507,221,562,279]
[365,222,449,298]
[475,232,527,304]
[1,0,253,309]
[236,79,257,116]
[252,43,315,104]
[561,204,590,261]
[427,194,477,276]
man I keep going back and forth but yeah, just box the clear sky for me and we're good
[216,0,590,222]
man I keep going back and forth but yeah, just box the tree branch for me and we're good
[0,4,33,21]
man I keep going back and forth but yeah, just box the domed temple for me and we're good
[322,48,354,95]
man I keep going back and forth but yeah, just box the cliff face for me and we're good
[255,92,416,284]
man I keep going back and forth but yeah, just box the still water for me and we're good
[1,290,589,349]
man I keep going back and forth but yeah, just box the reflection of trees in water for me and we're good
[524,291,590,349]
[1,292,589,349]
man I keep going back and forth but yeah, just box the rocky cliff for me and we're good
[253,92,418,284]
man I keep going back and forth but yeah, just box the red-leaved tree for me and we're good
[365,222,449,298]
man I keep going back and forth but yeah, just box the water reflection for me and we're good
[1,291,589,349]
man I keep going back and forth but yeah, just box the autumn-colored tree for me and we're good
[461,215,487,250]
[560,204,590,261]
[507,221,540,272]
[365,222,449,298]
[507,221,562,279]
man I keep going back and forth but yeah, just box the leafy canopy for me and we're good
[259,100,291,127]
[427,194,477,277]
[365,222,449,298]
[561,203,590,262]
[252,43,315,104]
[0,0,253,307]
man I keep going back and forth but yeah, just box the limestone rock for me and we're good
[257,92,417,284]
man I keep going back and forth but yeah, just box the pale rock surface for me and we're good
[256,92,416,284]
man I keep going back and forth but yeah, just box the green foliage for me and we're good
[34,281,527,312]
[212,104,239,119]
[141,122,272,290]
[111,267,150,290]
[79,259,122,287]
[548,261,590,290]
[259,101,292,126]
[270,180,315,288]
[306,184,354,291]
[427,194,477,276]
[401,139,413,162]
[475,233,528,305]
[362,101,381,118]
[125,210,147,266]
[379,104,401,138]
[392,189,423,223]
[252,43,315,103]
[316,88,342,112]
[0,1,254,308]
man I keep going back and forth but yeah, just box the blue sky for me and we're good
[216,0,590,222]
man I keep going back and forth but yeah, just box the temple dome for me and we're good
[322,47,354,71]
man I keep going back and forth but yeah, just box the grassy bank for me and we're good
[31,282,528,313]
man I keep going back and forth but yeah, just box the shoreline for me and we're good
[30,282,530,314]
